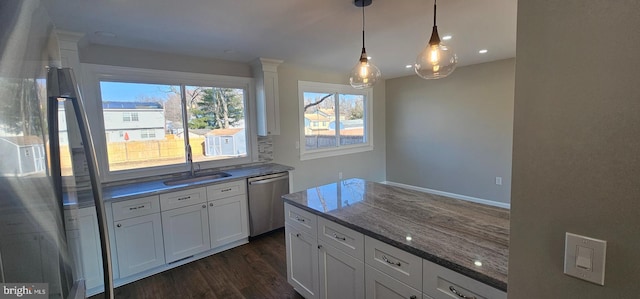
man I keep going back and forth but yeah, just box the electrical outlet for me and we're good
[495,177,502,185]
[338,172,343,179]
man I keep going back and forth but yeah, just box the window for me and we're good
[84,64,254,181]
[298,81,372,160]
[122,112,139,122]
[140,129,156,139]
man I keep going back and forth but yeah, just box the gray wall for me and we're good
[272,63,386,192]
[80,44,252,77]
[509,1,640,297]
[385,59,515,204]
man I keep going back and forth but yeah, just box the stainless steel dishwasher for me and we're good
[247,172,290,237]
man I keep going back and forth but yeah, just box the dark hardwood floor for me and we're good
[91,229,304,299]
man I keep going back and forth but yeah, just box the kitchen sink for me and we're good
[163,172,231,186]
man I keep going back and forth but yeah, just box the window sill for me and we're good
[300,144,373,161]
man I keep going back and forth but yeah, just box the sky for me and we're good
[100,81,175,102]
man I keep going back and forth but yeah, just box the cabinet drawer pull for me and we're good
[449,286,476,299]
[221,188,233,192]
[116,224,122,228]
[177,196,191,201]
[409,296,417,299]
[202,204,207,208]
[382,255,401,267]
[209,203,214,207]
[295,216,306,223]
[332,233,346,241]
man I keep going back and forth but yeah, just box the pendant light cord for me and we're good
[362,3,366,49]
[433,0,437,27]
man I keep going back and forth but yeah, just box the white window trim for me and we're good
[298,80,373,161]
[81,63,257,183]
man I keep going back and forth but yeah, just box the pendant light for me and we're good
[414,0,457,79]
[349,0,381,89]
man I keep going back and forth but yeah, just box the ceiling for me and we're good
[45,0,517,79]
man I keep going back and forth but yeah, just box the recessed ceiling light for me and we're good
[442,35,452,40]
[479,49,488,54]
[94,31,116,38]
[405,64,413,69]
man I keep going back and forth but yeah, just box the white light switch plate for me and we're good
[564,232,607,285]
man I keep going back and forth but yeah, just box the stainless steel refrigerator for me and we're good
[0,1,114,298]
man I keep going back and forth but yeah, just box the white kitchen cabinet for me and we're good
[162,203,210,263]
[114,213,165,277]
[364,236,423,291]
[365,265,421,299]
[285,224,319,299]
[422,258,506,299]
[0,209,62,297]
[208,194,248,248]
[252,58,283,136]
[318,240,365,299]
[76,207,104,290]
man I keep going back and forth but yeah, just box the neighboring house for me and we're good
[101,101,165,142]
[0,136,46,176]
[204,128,246,157]
[304,113,331,133]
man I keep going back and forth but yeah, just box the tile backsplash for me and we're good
[257,136,273,162]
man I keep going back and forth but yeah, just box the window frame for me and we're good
[298,80,373,161]
[82,64,257,183]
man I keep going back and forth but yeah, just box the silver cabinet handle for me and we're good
[410,296,417,299]
[295,216,306,223]
[116,224,121,228]
[296,233,301,238]
[382,255,401,267]
[449,286,476,299]
[209,203,214,207]
[318,244,323,249]
[333,233,346,241]
[202,204,206,208]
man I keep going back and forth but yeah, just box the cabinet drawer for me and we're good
[112,196,160,221]
[160,187,206,211]
[207,179,246,200]
[318,217,364,261]
[284,203,317,237]
[365,236,423,291]
[423,259,506,299]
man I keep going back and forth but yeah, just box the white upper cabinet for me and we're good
[252,58,283,136]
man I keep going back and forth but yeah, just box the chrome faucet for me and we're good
[186,144,194,177]
[186,144,201,177]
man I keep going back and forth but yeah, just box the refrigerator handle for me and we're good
[48,67,115,299]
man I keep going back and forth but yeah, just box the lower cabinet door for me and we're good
[114,213,165,277]
[365,265,421,299]
[162,203,210,263]
[285,224,319,299]
[77,207,104,290]
[208,194,248,248]
[318,240,365,299]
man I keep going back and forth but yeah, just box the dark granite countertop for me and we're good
[65,163,292,207]
[281,178,509,291]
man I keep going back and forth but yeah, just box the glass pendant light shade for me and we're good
[414,0,457,79]
[350,50,381,89]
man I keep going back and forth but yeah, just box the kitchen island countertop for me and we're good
[282,178,509,291]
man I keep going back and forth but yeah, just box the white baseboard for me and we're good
[381,181,510,209]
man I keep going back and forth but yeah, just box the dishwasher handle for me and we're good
[249,175,288,185]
